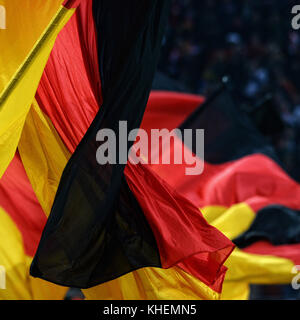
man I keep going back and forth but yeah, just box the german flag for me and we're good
[1,1,235,300]
[0,153,67,299]
[146,88,300,299]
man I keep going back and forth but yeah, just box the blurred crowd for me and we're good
[158,0,300,181]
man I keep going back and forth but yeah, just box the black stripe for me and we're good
[233,205,300,248]
[30,0,170,288]
[179,86,281,165]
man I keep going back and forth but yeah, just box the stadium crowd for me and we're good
[158,0,300,181]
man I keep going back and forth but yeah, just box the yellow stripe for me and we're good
[224,248,295,284]
[221,281,250,300]
[19,99,70,216]
[221,248,295,300]
[0,4,75,178]
[83,267,220,300]
[0,0,64,92]
[0,207,67,300]
[201,203,255,240]
[0,5,70,104]
[200,205,227,224]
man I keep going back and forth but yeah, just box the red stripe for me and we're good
[141,91,204,134]
[0,154,47,257]
[150,150,300,212]
[243,241,300,265]
[37,0,101,153]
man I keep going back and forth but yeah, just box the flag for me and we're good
[147,88,300,299]
[11,1,235,300]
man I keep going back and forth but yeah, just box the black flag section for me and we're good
[30,0,171,288]
[179,85,281,165]
[234,205,300,248]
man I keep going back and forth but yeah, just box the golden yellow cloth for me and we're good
[19,99,70,216]
[0,1,74,178]
[0,207,67,300]
[83,267,220,300]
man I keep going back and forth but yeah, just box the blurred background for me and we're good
[157,0,300,182]
[156,0,300,300]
